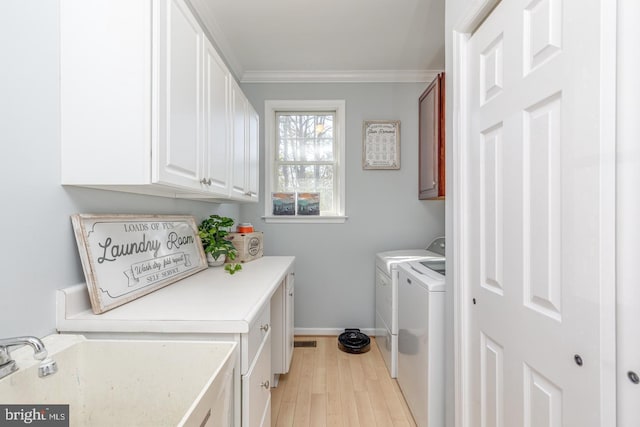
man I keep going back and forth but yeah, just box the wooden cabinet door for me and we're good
[418,72,445,199]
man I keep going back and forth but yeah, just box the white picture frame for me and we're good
[362,120,401,170]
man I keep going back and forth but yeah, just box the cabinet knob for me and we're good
[261,380,270,389]
[207,178,212,185]
[260,324,270,333]
[200,178,208,185]
[288,291,294,297]
[245,191,252,196]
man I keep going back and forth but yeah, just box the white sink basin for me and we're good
[0,335,236,427]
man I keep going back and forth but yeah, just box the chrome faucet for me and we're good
[0,336,58,379]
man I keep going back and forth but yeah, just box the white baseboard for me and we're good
[294,327,376,337]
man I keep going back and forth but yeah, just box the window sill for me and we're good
[262,216,348,224]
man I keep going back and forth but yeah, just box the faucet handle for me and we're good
[38,358,58,377]
[0,346,12,365]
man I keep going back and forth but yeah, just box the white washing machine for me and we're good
[397,260,445,427]
[374,237,445,378]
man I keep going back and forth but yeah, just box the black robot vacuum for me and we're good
[338,328,371,354]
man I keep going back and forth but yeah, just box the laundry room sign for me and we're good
[71,214,207,314]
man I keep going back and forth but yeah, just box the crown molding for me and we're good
[240,69,442,84]
[187,0,244,80]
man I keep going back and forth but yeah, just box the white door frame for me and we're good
[450,1,618,426]
[616,0,640,424]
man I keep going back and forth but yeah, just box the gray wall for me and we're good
[0,0,239,338]
[240,83,445,332]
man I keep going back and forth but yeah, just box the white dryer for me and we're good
[374,237,444,378]
[397,260,445,427]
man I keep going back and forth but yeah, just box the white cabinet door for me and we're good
[247,105,260,202]
[231,80,248,200]
[284,272,294,372]
[270,273,294,382]
[203,37,231,196]
[155,0,203,190]
[242,329,271,427]
[60,0,152,186]
[270,281,285,380]
[230,80,259,202]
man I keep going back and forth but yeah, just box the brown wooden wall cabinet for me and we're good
[418,72,445,199]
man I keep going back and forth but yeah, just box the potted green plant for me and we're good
[198,215,242,274]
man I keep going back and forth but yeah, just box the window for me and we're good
[264,100,346,222]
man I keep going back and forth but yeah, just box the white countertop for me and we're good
[57,256,295,334]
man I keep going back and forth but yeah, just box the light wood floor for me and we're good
[271,336,417,427]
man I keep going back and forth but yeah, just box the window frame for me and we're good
[264,100,347,223]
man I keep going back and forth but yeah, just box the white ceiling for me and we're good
[190,0,445,83]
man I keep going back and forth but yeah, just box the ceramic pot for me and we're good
[206,253,225,267]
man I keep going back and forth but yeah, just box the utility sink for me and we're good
[0,335,236,427]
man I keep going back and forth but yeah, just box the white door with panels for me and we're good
[465,1,614,426]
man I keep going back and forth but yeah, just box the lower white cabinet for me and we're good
[56,257,295,427]
[284,274,295,368]
[242,329,272,427]
[271,273,294,384]
[240,299,271,427]
[241,303,270,373]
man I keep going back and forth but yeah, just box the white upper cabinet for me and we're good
[248,105,260,201]
[155,0,203,190]
[230,80,259,202]
[60,0,257,202]
[231,79,248,200]
[203,37,231,196]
